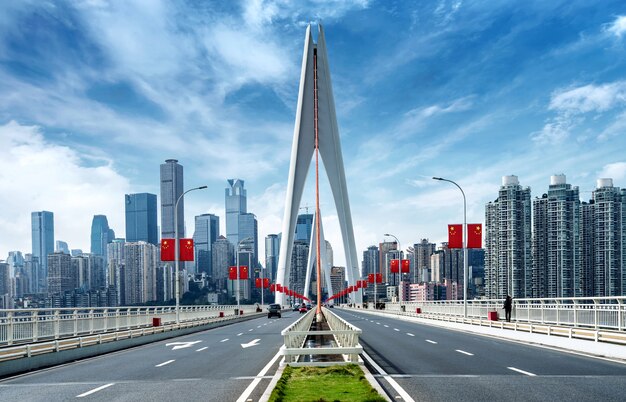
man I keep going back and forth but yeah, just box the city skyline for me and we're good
[2,1,626,266]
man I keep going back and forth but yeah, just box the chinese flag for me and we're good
[161,239,175,261]
[401,259,410,273]
[239,266,248,280]
[468,224,482,249]
[276,284,282,292]
[448,224,463,249]
[390,259,399,273]
[255,278,262,288]
[368,273,375,283]
[263,278,270,288]
[179,239,194,261]
[376,273,383,283]
[229,266,237,280]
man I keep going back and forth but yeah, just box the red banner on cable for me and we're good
[448,224,463,249]
[160,239,175,261]
[255,278,262,288]
[263,278,270,288]
[467,223,482,249]
[390,259,410,273]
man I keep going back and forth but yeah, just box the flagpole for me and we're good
[174,185,207,324]
[433,177,468,318]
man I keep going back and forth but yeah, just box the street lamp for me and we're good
[433,176,468,318]
[384,233,401,306]
[236,236,254,315]
[174,185,208,324]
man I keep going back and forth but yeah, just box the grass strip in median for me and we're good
[268,364,386,402]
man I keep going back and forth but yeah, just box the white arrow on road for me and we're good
[241,339,261,349]
[165,341,202,350]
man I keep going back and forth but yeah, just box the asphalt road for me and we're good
[0,311,301,402]
[336,309,626,402]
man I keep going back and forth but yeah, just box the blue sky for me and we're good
[1,0,626,267]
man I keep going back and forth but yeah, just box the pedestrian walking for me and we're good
[503,295,512,322]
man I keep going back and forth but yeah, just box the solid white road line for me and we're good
[76,383,114,398]
[508,367,537,376]
[220,338,229,342]
[196,347,208,351]
[425,340,437,344]
[407,333,415,337]
[236,350,283,402]
[394,328,400,332]
[456,350,474,356]
[384,325,389,328]
[155,360,175,367]
[248,329,254,332]
[237,333,243,336]
[361,351,415,402]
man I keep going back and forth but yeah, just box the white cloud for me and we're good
[605,15,626,38]
[598,162,626,182]
[549,81,626,114]
[0,121,130,259]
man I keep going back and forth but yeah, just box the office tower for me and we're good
[440,243,464,287]
[55,241,69,254]
[71,253,105,292]
[379,241,397,283]
[532,175,581,298]
[468,248,486,298]
[361,246,379,278]
[7,251,24,277]
[193,214,220,275]
[47,252,73,294]
[330,266,346,298]
[485,175,532,299]
[590,179,626,296]
[295,214,314,243]
[288,241,309,299]
[239,213,258,265]
[123,241,158,305]
[125,193,158,245]
[226,179,246,246]
[0,262,11,308]
[32,211,54,293]
[23,254,39,294]
[415,239,436,283]
[265,234,280,281]
[160,159,184,240]
[230,249,253,300]
[91,215,115,257]
[211,236,234,292]
[71,249,83,257]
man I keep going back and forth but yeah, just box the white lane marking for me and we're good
[241,339,261,349]
[76,383,114,398]
[236,350,283,402]
[248,328,254,332]
[456,350,473,356]
[394,328,400,332]
[407,333,415,337]
[220,338,229,343]
[155,360,175,367]
[237,333,244,336]
[257,325,262,328]
[384,325,389,328]
[196,347,208,351]
[165,341,202,350]
[362,351,415,402]
[376,322,381,325]
[508,367,536,376]
[425,339,437,344]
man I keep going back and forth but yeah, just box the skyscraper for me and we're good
[225,179,258,266]
[212,236,234,293]
[532,174,580,298]
[265,234,280,281]
[485,175,532,299]
[125,193,158,245]
[295,214,314,243]
[193,214,219,275]
[31,211,54,293]
[160,159,184,240]
[124,241,158,305]
[55,241,69,254]
[361,246,379,278]
[91,215,115,257]
[47,252,73,294]
[414,239,436,283]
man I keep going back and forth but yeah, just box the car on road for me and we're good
[298,304,307,314]
[267,303,281,318]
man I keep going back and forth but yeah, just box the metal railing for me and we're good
[0,304,262,346]
[280,307,362,366]
[375,296,626,331]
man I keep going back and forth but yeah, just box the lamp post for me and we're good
[236,236,253,315]
[384,233,401,306]
[174,185,208,324]
[433,176,468,318]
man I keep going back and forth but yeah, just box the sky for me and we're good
[1,0,626,268]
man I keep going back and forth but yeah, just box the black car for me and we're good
[268,303,281,318]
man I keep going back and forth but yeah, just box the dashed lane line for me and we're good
[407,333,415,337]
[155,360,175,367]
[220,339,229,343]
[456,350,473,356]
[237,333,244,336]
[425,340,437,344]
[76,383,114,398]
[508,367,536,376]
[394,328,400,332]
[196,347,208,351]
[384,325,389,328]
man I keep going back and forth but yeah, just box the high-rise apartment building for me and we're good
[379,241,397,283]
[47,252,73,294]
[193,214,219,275]
[0,262,11,309]
[485,175,532,299]
[107,239,125,305]
[160,159,184,240]
[361,246,379,278]
[31,211,54,293]
[91,215,115,257]
[579,201,595,296]
[288,241,309,299]
[414,239,436,283]
[265,234,280,281]
[125,193,158,245]
[532,174,580,298]
[123,241,158,305]
[211,236,234,292]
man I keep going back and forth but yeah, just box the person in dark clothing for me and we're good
[503,295,512,322]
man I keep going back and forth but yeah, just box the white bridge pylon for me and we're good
[275,24,361,305]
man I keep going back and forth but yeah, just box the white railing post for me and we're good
[73,310,78,336]
[7,312,14,346]
[33,310,38,342]
[54,310,60,340]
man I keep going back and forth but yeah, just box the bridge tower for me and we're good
[275,24,361,305]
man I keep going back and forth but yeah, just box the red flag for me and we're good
[390,259,399,273]
[376,273,383,283]
[161,239,175,261]
[263,278,270,288]
[270,284,276,292]
[229,266,237,280]
[468,224,482,249]
[448,224,463,249]
[368,273,374,283]
[401,259,410,273]
[239,266,248,280]
[255,278,262,288]
[179,238,194,261]
[276,284,282,292]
